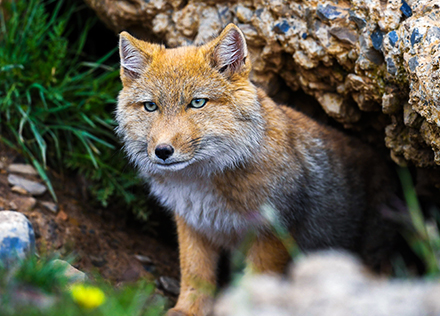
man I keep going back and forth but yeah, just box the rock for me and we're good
[89,254,107,268]
[371,29,384,50]
[40,201,58,214]
[158,276,180,296]
[52,259,87,283]
[400,0,412,17]
[134,254,154,265]
[214,251,440,316]
[11,196,37,213]
[56,210,69,221]
[7,164,38,176]
[11,185,29,195]
[0,211,36,265]
[8,174,47,196]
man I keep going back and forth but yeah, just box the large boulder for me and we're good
[214,251,440,316]
[0,211,36,266]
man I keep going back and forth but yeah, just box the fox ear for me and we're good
[210,24,248,75]
[119,32,148,81]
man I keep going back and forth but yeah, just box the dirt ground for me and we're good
[0,143,180,301]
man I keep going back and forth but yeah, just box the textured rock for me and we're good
[8,174,47,196]
[52,259,87,283]
[0,211,36,265]
[83,0,440,174]
[214,251,440,316]
[158,276,180,296]
[7,164,38,176]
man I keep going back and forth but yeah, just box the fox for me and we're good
[116,24,397,316]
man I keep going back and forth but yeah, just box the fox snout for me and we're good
[155,143,174,161]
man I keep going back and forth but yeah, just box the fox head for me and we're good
[116,24,265,176]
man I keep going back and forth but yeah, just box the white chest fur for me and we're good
[149,177,255,243]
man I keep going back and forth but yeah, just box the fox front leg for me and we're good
[167,215,219,316]
[245,232,291,274]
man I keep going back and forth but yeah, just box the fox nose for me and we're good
[155,144,174,161]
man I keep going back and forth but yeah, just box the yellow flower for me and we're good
[70,284,106,309]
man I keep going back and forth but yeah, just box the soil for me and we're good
[0,143,179,303]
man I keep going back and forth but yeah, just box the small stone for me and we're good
[12,196,37,213]
[11,185,29,195]
[411,28,423,47]
[0,211,36,266]
[273,20,290,34]
[316,4,346,21]
[426,26,440,44]
[386,57,397,75]
[235,5,253,23]
[7,164,38,176]
[158,276,180,296]
[371,30,384,51]
[388,31,399,47]
[40,201,58,214]
[329,27,359,46]
[52,259,87,283]
[56,210,69,221]
[349,12,366,29]
[90,254,107,267]
[365,48,384,65]
[8,174,47,196]
[134,254,154,265]
[400,0,412,17]
[408,56,419,72]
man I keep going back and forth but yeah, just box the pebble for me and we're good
[134,254,154,265]
[158,276,180,296]
[8,174,47,196]
[7,164,38,176]
[52,259,87,283]
[12,196,37,213]
[0,211,36,266]
[11,185,29,195]
[89,254,107,267]
[56,210,69,221]
[40,201,58,214]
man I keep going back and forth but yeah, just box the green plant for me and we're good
[398,167,440,276]
[0,0,148,216]
[0,255,166,316]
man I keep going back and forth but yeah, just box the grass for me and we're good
[0,0,149,218]
[0,256,167,316]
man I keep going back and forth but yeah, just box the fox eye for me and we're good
[189,98,207,109]
[143,101,157,112]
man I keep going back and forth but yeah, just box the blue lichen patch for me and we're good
[371,30,384,51]
[411,28,423,47]
[388,31,399,47]
[400,0,412,17]
[273,20,290,34]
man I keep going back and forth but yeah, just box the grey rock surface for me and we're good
[52,259,88,283]
[40,201,58,214]
[8,174,47,196]
[158,276,180,296]
[0,211,36,265]
[7,164,38,176]
[214,251,440,316]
